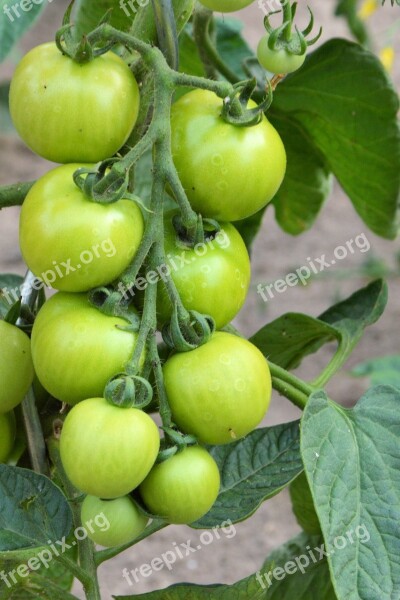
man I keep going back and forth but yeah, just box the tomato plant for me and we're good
[81,495,148,548]
[156,211,250,328]
[60,397,160,498]
[31,292,142,405]
[140,445,220,524]
[0,320,34,413]
[9,42,140,163]
[170,88,286,221]
[163,332,272,444]
[20,164,144,292]
[0,0,399,598]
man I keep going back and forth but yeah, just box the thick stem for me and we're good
[0,181,34,209]
[268,361,314,410]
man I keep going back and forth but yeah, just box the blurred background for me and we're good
[0,1,399,597]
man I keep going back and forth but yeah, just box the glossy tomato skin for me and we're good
[140,446,220,524]
[9,43,140,163]
[60,398,160,498]
[171,89,286,222]
[164,332,272,445]
[199,0,254,11]
[157,212,250,328]
[31,292,141,405]
[19,164,144,293]
[0,321,34,413]
[257,35,306,74]
[0,411,16,463]
[81,495,148,547]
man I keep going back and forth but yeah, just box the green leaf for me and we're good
[0,274,23,319]
[0,576,79,599]
[335,0,371,47]
[251,279,387,374]
[272,39,400,239]
[191,421,302,529]
[351,355,400,388]
[0,0,46,63]
[270,115,332,236]
[0,465,72,554]
[0,83,13,134]
[262,532,337,599]
[301,386,400,600]
[289,472,321,535]
[215,18,252,80]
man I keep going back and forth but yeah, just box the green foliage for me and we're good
[302,386,400,599]
[289,472,321,535]
[0,0,46,63]
[0,274,23,319]
[192,421,303,528]
[351,355,400,388]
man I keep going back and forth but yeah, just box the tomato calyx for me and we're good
[104,372,153,409]
[263,0,322,58]
[156,429,198,463]
[73,161,130,205]
[162,305,215,352]
[172,213,221,248]
[88,288,140,332]
[220,78,272,127]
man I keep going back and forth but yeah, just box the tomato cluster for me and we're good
[7,28,280,544]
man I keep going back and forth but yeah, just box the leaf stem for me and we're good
[269,361,315,410]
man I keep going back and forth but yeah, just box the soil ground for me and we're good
[0,1,399,597]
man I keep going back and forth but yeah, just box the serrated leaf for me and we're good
[0,465,72,553]
[0,274,23,319]
[272,39,400,239]
[191,421,302,529]
[301,386,400,600]
[351,355,400,388]
[250,280,387,373]
[0,1,46,63]
[262,532,337,599]
[271,115,333,236]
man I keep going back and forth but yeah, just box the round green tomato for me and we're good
[257,35,306,74]
[164,332,271,445]
[0,321,34,413]
[156,212,250,329]
[0,411,16,463]
[9,42,140,163]
[60,397,160,498]
[19,164,144,293]
[199,0,254,11]
[31,292,141,405]
[171,89,286,222]
[140,446,220,524]
[81,495,148,548]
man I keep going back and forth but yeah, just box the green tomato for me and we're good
[81,495,148,548]
[31,292,141,405]
[164,332,271,445]
[199,0,254,11]
[140,446,220,524]
[257,34,306,74]
[60,397,160,498]
[0,321,34,413]
[156,212,250,328]
[9,42,140,163]
[19,164,144,293]
[0,411,16,463]
[171,89,286,222]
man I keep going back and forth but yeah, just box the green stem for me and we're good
[0,180,34,209]
[20,388,50,476]
[95,519,167,566]
[268,361,315,410]
[310,345,347,388]
[47,439,101,600]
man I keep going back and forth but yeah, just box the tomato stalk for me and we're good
[0,181,34,209]
[268,361,315,410]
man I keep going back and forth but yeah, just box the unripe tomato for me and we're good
[0,411,16,463]
[199,0,254,11]
[81,495,148,548]
[140,446,220,524]
[171,89,286,222]
[31,292,142,406]
[0,321,34,413]
[60,398,160,498]
[157,212,250,328]
[164,332,272,444]
[9,43,140,163]
[257,34,306,74]
[19,164,144,293]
